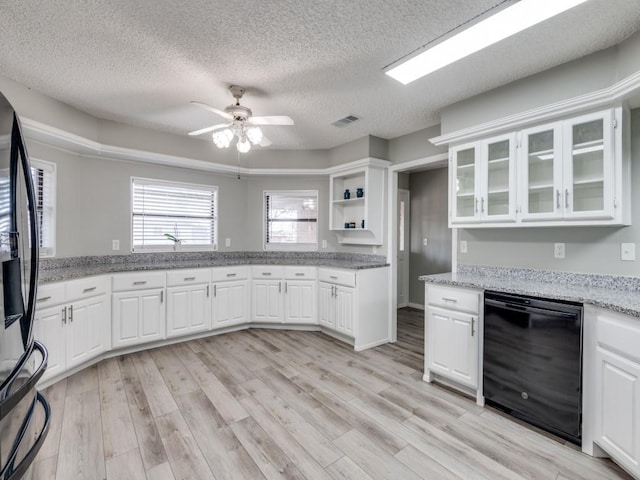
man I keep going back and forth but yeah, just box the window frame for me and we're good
[131,177,218,253]
[30,158,56,258]
[263,189,319,251]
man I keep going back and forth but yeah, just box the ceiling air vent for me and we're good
[331,114,360,128]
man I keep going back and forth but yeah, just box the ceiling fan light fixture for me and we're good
[236,136,251,153]
[246,126,263,145]
[212,128,233,148]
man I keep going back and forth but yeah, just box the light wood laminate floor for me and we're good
[33,308,631,479]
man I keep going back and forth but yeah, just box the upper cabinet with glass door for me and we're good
[450,133,516,226]
[519,109,626,226]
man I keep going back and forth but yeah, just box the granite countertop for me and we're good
[420,265,640,318]
[39,252,389,283]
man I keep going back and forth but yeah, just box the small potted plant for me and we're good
[164,232,182,251]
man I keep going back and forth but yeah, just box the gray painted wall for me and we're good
[457,108,640,276]
[389,125,445,164]
[408,167,451,305]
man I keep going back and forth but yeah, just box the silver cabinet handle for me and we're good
[278,281,281,293]
[160,290,164,303]
[69,305,73,322]
[37,296,51,303]
[206,285,210,297]
[62,307,67,325]
[285,282,288,294]
[262,272,272,276]
[133,281,147,286]
[226,273,237,277]
[556,189,561,209]
[330,275,338,280]
[295,272,305,277]
[214,284,216,297]
[184,277,196,281]
[565,189,570,208]
[83,287,96,293]
[442,297,458,303]
[331,285,336,297]
[475,197,479,214]
[481,197,485,213]
[471,317,476,337]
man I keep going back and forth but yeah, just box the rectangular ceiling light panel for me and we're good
[386,0,590,84]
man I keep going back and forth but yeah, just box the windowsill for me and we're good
[264,244,318,252]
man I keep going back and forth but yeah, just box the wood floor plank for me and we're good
[149,347,200,397]
[155,409,215,480]
[65,364,98,396]
[146,462,176,480]
[118,355,168,471]
[37,378,67,462]
[33,455,57,480]
[98,359,139,460]
[395,444,463,480]
[132,351,178,418]
[333,429,421,480]
[104,448,145,480]
[55,389,105,480]
[173,390,265,480]
[230,416,307,480]
[325,456,373,480]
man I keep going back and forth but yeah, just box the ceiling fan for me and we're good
[188,85,294,153]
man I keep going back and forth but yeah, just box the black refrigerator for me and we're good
[0,92,50,479]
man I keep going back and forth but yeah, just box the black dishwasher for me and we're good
[483,291,583,444]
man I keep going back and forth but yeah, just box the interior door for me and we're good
[397,189,410,307]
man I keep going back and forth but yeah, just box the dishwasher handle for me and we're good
[485,298,577,320]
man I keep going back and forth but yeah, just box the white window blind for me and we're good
[264,190,318,251]
[30,159,55,257]
[132,178,217,252]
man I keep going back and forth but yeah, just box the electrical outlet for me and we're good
[225,238,231,247]
[423,238,428,246]
[372,246,378,254]
[112,239,120,251]
[460,240,468,253]
[621,243,635,261]
[322,239,327,249]
[554,243,565,259]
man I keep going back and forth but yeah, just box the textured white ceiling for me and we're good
[0,0,639,150]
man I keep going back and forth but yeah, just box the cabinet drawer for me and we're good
[597,311,640,363]
[251,266,285,278]
[36,282,66,306]
[112,271,166,292]
[427,285,480,314]
[166,268,211,287]
[284,266,317,280]
[65,276,109,300]
[211,266,249,282]
[318,268,356,287]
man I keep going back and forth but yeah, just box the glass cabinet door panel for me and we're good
[571,119,604,212]
[527,129,556,214]
[486,139,510,217]
[455,147,476,218]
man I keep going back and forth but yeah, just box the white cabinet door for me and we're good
[212,280,248,328]
[34,304,66,381]
[450,143,480,224]
[426,305,478,389]
[112,289,165,348]
[252,279,282,323]
[167,284,211,338]
[318,282,334,328]
[334,286,355,336]
[66,294,109,369]
[595,349,640,473]
[284,280,317,324]
[481,133,516,222]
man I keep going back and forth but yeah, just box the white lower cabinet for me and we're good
[34,276,110,383]
[112,289,165,348]
[319,282,355,337]
[212,267,249,329]
[283,267,317,325]
[166,269,212,338]
[584,306,640,479]
[424,284,481,392]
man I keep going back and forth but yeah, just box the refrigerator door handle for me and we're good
[0,341,48,422]
[2,392,51,480]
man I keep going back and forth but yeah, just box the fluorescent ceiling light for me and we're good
[385,0,589,84]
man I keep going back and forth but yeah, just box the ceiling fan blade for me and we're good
[190,101,233,120]
[248,115,294,126]
[260,135,272,147]
[188,123,231,136]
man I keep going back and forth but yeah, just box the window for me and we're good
[264,190,318,250]
[30,159,56,257]
[132,178,217,252]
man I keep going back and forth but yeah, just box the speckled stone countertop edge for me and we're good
[419,269,640,319]
[39,253,389,283]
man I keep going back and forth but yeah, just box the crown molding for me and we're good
[19,117,391,177]
[430,69,640,146]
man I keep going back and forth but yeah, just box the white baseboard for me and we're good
[407,302,425,310]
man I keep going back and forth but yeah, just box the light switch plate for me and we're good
[554,243,565,259]
[225,238,231,247]
[621,243,635,261]
[112,239,120,251]
[322,239,327,249]
[423,238,428,246]
[460,240,467,253]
